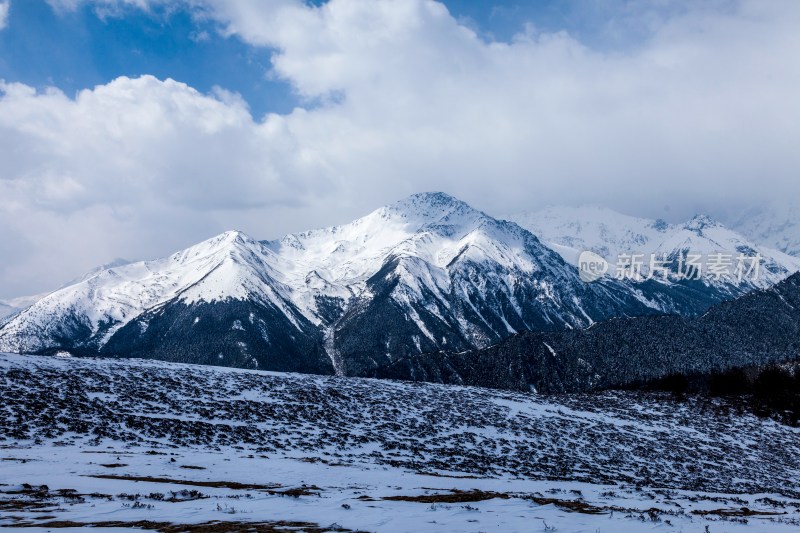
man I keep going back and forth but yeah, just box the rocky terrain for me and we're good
[1,352,799,531]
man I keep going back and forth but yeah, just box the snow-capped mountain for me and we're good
[0,193,665,374]
[1,193,790,376]
[727,201,800,258]
[506,205,800,292]
[0,231,331,373]
[263,193,670,374]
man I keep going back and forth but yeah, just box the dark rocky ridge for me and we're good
[101,299,333,374]
[371,273,800,393]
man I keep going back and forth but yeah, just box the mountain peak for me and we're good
[384,192,482,223]
[164,229,269,275]
[219,229,249,241]
[404,191,460,203]
[197,230,259,251]
[393,191,468,208]
[684,214,719,231]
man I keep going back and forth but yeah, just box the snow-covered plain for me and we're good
[2,353,799,532]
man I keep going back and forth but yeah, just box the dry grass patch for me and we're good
[383,489,510,503]
[86,474,282,491]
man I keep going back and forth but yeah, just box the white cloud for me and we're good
[0,1,9,30]
[200,0,800,212]
[0,77,312,210]
[46,0,152,13]
[2,0,800,296]
[0,76,334,296]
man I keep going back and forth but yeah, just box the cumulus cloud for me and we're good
[0,77,312,210]
[2,0,800,297]
[200,0,800,212]
[0,76,333,296]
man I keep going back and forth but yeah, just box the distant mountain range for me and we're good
[0,293,49,322]
[1,193,798,382]
[727,201,800,258]
[505,205,800,290]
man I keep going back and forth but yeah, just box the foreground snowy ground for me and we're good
[1,353,799,532]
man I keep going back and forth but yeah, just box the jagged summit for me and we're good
[261,193,583,341]
[173,229,259,256]
[382,192,481,222]
[391,191,464,208]
[263,192,499,299]
[684,214,719,231]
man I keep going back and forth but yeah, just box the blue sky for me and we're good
[0,0,662,118]
[0,0,295,116]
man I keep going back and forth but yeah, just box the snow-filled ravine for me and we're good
[1,352,799,532]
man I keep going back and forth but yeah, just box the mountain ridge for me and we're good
[1,193,797,378]
[506,205,800,290]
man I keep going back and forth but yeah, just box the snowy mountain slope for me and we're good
[506,205,800,290]
[654,214,800,286]
[507,205,671,263]
[0,231,331,373]
[264,193,668,374]
[263,192,564,326]
[728,200,800,257]
[2,353,800,532]
[0,261,132,323]
[0,302,16,322]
